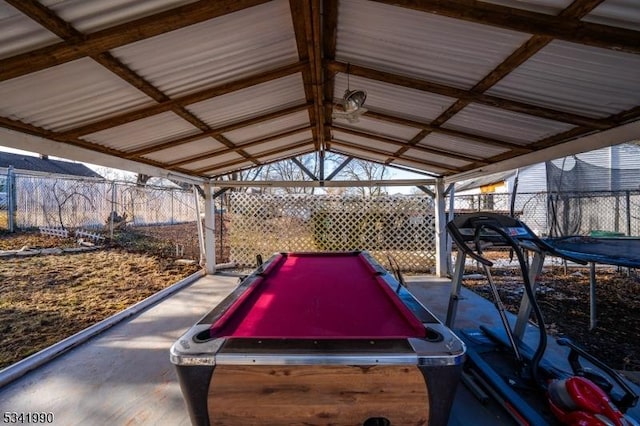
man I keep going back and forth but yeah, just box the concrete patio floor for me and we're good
[0,273,637,425]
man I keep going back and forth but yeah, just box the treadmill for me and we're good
[445,212,638,426]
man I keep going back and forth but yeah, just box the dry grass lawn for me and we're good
[0,230,199,369]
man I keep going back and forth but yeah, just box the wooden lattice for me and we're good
[228,193,436,272]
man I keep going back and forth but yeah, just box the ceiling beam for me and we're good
[396,0,604,164]
[362,109,532,153]
[210,178,437,188]
[289,0,321,150]
[329,125,487,164]
[0,127,207,184]
[326,61,611,129]
[430,0,605,127]
[1,0,271,82]
[124,103,312,158]
[371,0,640,54]
[59,62,307,138]
[9,0,258,166]
[166,127,312,168]
[329,139,460,173]
[322,0,339,150]
[445,119,640,184]
[198,141,314,174]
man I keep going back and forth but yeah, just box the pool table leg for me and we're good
[175,365,215,426]
[420,364,463,426]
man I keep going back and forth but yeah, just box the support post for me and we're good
[319,150,325,182]
[589,262,597,330]
[203,182,216,275]
[447,184,455,277]
[194,185,205,268]
[109,181,116,240]
[435,178,447,277]
[7,166,15,232]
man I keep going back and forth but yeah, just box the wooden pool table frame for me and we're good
[171,251,465,425]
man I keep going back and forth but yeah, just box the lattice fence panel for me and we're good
[228,193,436,272]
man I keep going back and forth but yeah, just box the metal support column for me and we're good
[435,178,448,277]
[203,182,216,275]
[193,185,205,268]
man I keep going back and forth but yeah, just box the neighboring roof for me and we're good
[0,0,639,185]
[455,170,517,192]
[0,152,102,178]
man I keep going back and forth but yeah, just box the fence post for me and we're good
[626,190,631,236]
[110,181,116,239]
[7,166,15,232]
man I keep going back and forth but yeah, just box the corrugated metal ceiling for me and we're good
[0,0,638,185]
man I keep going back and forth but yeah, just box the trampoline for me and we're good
[534,236,640,330]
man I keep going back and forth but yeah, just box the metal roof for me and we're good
[0,0,639,185]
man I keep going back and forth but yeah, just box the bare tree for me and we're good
[337,159,389,197]
[212,153,391,196]
[265,155,318,194]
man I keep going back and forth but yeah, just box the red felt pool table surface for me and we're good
[209,252,426,339]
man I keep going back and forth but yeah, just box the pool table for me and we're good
[171,251,465,426]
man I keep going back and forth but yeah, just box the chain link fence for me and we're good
[0,173,197,231]
[3,170,639,270]
[452,190,640,237]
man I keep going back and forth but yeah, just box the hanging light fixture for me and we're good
[332,64,368,123]
[342,89,367,113]
[342,64,366,112]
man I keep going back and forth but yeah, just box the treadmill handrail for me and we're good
[447,213,588,265]
[446,221,493,266]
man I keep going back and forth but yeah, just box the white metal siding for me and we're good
[181,151,243,170]
[332,131,400,154]
[404,149,472,168]
[257,145,314,164]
